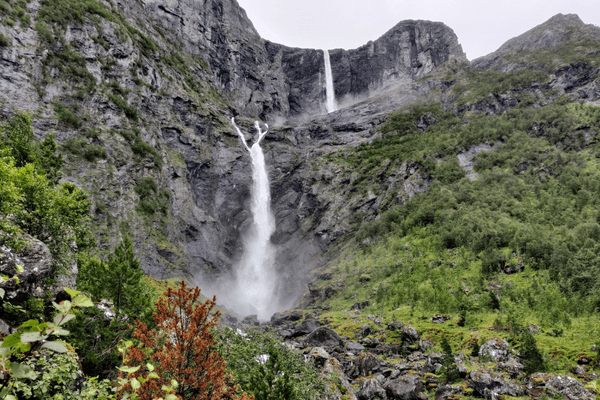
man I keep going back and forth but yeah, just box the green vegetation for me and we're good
[0,32,11,47]
[440,335,460,383]
[63,137,107,162]
[0,0,31,28]
[505,38,600,71]
[54,101,84,129]
[134,176,169,216]
[217,328,325,400]
[317,59,600,377]
[106,83,138,121]
[43,47,97,93]
[77,236,155,317]
[450,68,551,105]
[0,112,93,269]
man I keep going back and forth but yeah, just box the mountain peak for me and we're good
[545,13,584,25]
[471,13,600,70]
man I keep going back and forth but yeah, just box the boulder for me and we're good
[496,356,524,378]
[347,342,365,354]
[385,373,424,399]
[479,337,510,362]
[291,319,321,337]
[353,353,387,378]
[241,315,260,326]
[362,337,381,348]
[351,301,370,310]
[527,373,595,399]
[431,314,451,324]
[309,347,330,368]
[401,325,420,345]
[304,326,344,349]
[435,384,462,400]
[361,324,373,337]
[0,236,53,303]
[386,321,404,331]
[357,378,387,400]
[468,369,522,398]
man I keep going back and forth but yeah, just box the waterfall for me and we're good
[324,49,337,113]
[230,118,277,320]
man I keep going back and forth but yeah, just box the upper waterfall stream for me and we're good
[324,49,337,113]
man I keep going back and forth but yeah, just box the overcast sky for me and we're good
[236,0,600,60]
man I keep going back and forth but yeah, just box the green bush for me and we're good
[134,176,157,198]
[519,329,546,374]
[0,32,11,47]
[0,112,92,269]
[62,137,106,162]
[54,102,83,128]
[77,237,156,317]
[440,335,460,383]
[107,93,137,121]
[131,138,156,157]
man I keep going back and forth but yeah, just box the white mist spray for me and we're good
[230,118,277,320]
[324,49,337,113]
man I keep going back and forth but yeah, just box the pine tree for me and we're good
[519,329,546,375]
[120,281,251,400]
[77,236,153,318]
[440,335,460,383]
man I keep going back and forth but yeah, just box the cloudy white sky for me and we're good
[236,0,600,60]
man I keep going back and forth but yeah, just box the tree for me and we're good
[519,329,546,375]
[77,237,154,318]
[439,335,460,383]
[0,112,63,184]
[120,281,251,400]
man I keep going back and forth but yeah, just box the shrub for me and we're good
[76,237,155,317]
[0,32,11,47]
[107,93,138,121]
[63,137,106,162]
[131,138,157,158]
[54,102,83,129]
[134,176,157,198]
[217,327,324,400]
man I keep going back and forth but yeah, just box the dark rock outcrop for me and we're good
[0,235,53,303]
[385,373,424,399]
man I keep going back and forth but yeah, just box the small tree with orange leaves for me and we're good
[119,281,252,400]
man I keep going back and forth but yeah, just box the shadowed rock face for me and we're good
[331,20,465,106]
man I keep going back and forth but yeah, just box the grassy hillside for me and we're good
[307,41,600,378]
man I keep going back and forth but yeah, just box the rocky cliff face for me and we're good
[330,20,464,107]
[134,0,465,118]
[0,0,468,316]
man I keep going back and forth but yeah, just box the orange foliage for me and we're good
[120,281,252,400]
